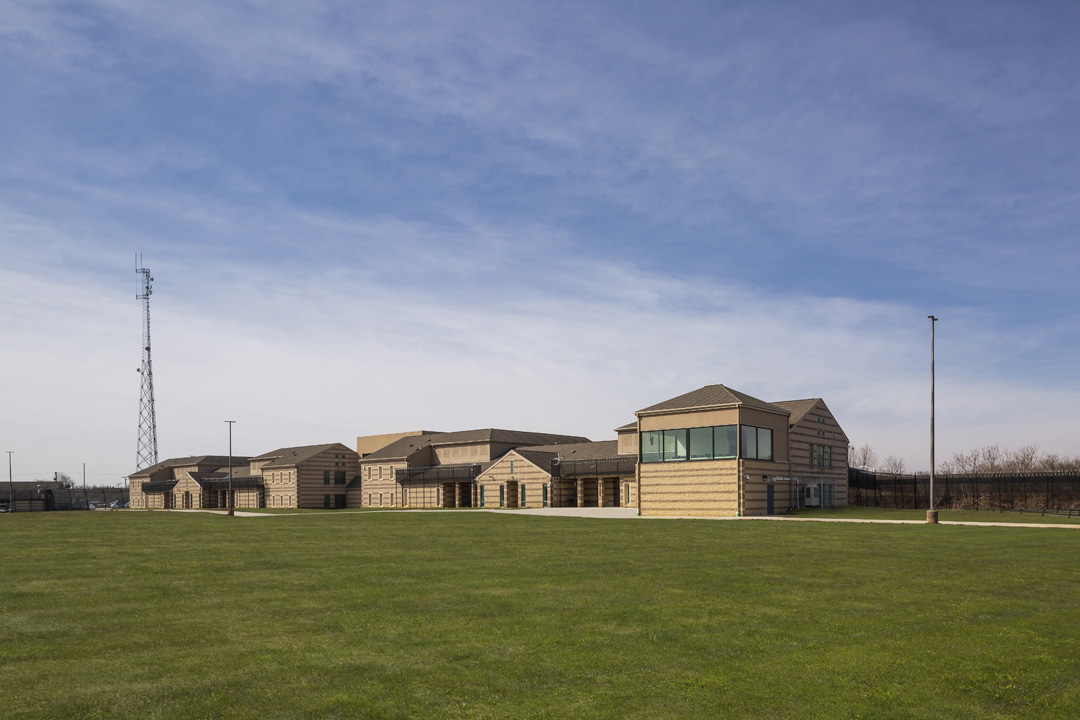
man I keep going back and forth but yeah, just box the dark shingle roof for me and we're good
[255,443,350,469]
[513,440,626,473]
[361,429,591,461]
[129,455,250,478]
[637,385,782,414]
[769,398,821,426]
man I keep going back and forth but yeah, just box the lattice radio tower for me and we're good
[135,254,159,470]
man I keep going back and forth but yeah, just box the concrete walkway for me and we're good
[157,507,1080,528]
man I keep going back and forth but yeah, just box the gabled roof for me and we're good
[636,385,783,415]
[255,443,350,469]
[509,440,625,474]
[769,398,821,426]
[129,455,249,478]
[614,421,637,432]
[360,429,591,461]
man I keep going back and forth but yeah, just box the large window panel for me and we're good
[689,427,713,460]
[757,427,773,461]
[641,431,662,463]
[742,426,757,459]
[663,429,688,461]
[714,425,737,458]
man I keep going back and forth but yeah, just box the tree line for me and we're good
[850,443,1080,475]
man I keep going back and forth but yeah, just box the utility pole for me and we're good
[226,420,236,516]
[6,451,12,512]
[927,315,939,524]
[83,462,88,509]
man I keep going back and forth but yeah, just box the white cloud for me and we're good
[3,204,1077,483]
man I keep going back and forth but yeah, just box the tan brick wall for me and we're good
[478,453,552,508]
[639,459,741,516]
[294,445,358,509]
[788,402,849,506]
[359,460,405,508]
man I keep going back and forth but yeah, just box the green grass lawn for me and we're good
[787,505,1080,524]
[2,511,1079,719]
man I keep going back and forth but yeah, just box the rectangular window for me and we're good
[641,431,662,463]
[663,429,688,462]
[521,484,526,506]
[390,493,395,507]
[323,470,330,484]
[480,486,486,507]
[714,425,737,458]
[499,485,505,508]
[757,427,773,461]
[827,446,833,468]
[334,470,346,484]
[379,492,383,507]
[739,426,774,460]
[817,446,825,467]
[336,494,346,509]
[543,484,549,507]
[510,460,515,474]
[324,495,331,509]
[367,493,372,507]
[742,425,757,459]
[809,443,815,468]
[689,427,713,460]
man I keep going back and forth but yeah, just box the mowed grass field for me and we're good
[2,511,1079,719]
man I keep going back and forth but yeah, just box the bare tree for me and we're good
[1007,444,1039,472]
[56,472,74,489]
[980,444,1003,473]
[881,455,907,474]
[851,444,878,469]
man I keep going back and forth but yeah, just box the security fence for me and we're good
[849,467,1080,513]
[2,485,129,512]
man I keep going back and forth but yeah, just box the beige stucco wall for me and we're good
[639,407,740,432]
[617,429,638,455]
[356,431,429,457]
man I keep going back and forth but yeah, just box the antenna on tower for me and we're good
[135,253,159,470]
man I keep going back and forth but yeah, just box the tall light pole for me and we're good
[6,451,13,513]
[927,315,939,524]
[225,420,235,516]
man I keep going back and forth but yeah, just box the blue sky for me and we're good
[2,0,1079,483]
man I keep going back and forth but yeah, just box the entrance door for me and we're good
[766,484,774,515]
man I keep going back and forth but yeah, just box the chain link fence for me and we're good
[849,467,1080,514]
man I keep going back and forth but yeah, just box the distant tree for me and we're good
[1006,444,1039,472]
[56,472,74,488]
[979,444,1004,473]
[851,444,878,469]
[881,455,907,474]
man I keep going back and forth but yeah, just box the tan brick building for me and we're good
[353,429,591,509]
[632,384,849,517]
[129,443,359,510]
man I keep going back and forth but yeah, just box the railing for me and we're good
[399,464,482,483]
[551,456,637,479]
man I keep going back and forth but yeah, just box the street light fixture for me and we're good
[225,420,236,516]
[927,315,939,524]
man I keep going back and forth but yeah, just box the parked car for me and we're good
[87,503,96,511]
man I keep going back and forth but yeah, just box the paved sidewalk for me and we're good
[155,507,1080,528]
